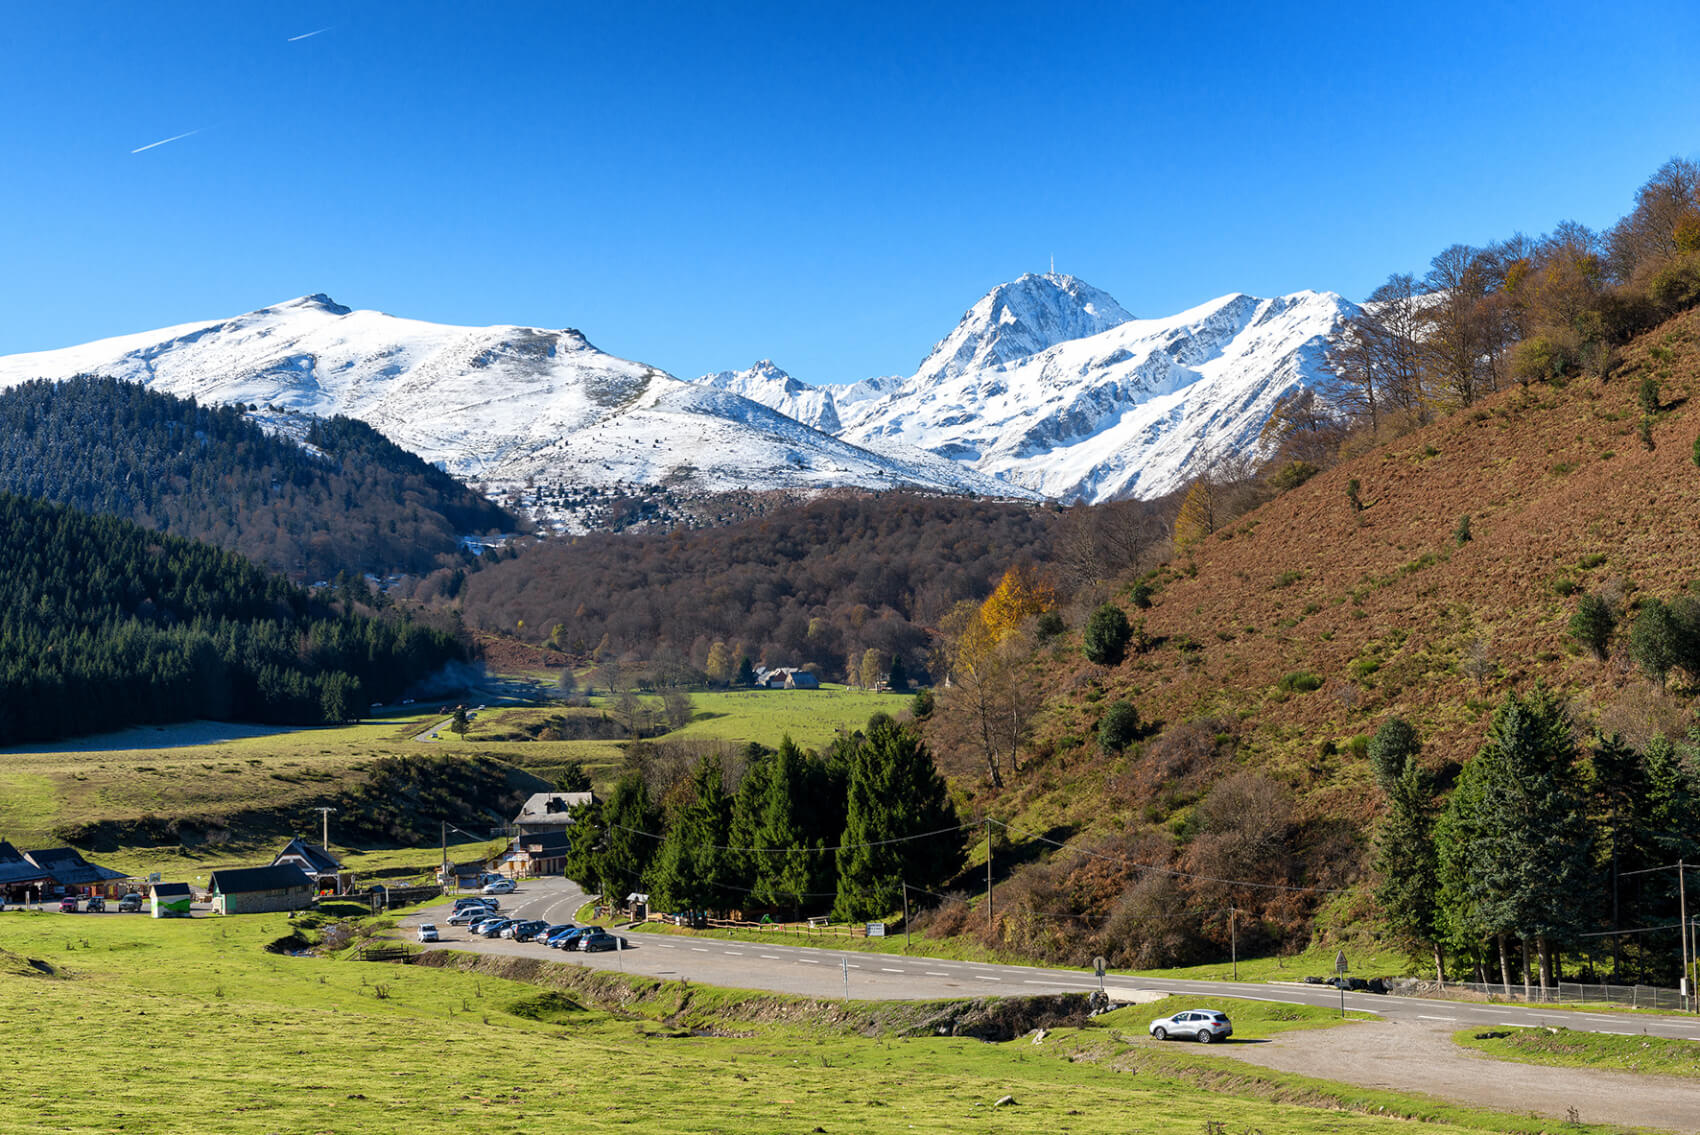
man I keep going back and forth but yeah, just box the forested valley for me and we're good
[0,375,514,583]
[0,492,463,746]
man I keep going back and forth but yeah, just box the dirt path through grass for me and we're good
[1205,1017,1700,1132]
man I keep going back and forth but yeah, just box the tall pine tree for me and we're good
[648,755,734,914]
[833,716,964,922]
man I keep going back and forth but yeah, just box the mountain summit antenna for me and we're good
[1050,254,1055,275]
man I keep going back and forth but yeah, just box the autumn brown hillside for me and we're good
[1111,307,1700,778]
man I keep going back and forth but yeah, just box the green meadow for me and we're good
[0,684,908,864]
[1455,1025,1700,1078]
[0,909,1634,1135]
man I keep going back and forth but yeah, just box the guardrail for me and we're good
[646,914,879,938]
[1432,979,1687,1011]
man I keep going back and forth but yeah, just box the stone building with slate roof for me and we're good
[209,864,315,915]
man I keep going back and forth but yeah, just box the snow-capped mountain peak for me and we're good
[695,359,841,433]
[912,271,1135,386]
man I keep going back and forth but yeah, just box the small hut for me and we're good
[150,882,193,918]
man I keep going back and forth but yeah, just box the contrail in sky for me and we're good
[287,27,331,42]
[130,129,199,154]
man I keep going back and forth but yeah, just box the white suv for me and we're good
[1148,1009,1233,1043]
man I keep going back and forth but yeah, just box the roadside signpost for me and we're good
[1335,950,1349,1018]
[1093,955,1107,996]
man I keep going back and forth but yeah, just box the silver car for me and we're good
[1148,1008,1232,1043]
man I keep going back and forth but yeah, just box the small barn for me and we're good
[271,838,345,894]
[208,864,315,915]
[150,882,194,918]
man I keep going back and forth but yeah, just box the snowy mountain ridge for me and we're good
[1,272,1354,514]
[0,296,1037,505]
[838,287,1355,502]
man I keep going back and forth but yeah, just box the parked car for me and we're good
[1148,1009,1232,1044]
[447,908,487,927]
[481,878,516,895]
[548,926,595,950]
[85,895,106,912]
[417,923,440,943]
[468,915,506,935]
[476,918,516,939]
[577,930,625,952]
[536,923,574,944]
[117,893,145,913]
[508,919,549,942]
[453,896,496,911]
[58,895,80,912]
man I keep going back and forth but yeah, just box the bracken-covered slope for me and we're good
[0,295,1036,501]
[1023,307,1700,829]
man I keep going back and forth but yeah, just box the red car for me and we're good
[58,895,79,912]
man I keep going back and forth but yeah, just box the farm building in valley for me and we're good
[272,838,346,893]
[208,864,315,915]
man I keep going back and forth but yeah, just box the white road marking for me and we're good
[691,947,710,953]
[799,959,819,965]
[880,967,906,973]
[760,955,781,960]
[974,975,1001,982]
[723,951,744,956]
[1024,980,1092,988]
[1418,1015,1458,1022]
[657,943,675,949]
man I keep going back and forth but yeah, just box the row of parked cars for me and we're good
[416,896,626,953]
[57,893,148,913]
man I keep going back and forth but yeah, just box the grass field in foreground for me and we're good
[1455,1024,1700,1078]
[0,910,1621,1135]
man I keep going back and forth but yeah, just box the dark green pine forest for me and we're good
[0,376,514,582]
[0,492,464,746]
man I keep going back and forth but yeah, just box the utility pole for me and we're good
[313,806,336,851]
[1230,907,1238,982]
[441,821,450,891]
[1681,861,1690,1012]
[985,819,994,935]
[902,880,910,953]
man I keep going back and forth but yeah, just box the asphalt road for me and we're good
[401,877,1700,1041]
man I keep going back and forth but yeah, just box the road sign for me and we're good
[1335,950,1348,975]
[866,922,886,937]
[1092,956,1107,978]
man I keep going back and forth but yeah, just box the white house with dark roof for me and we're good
[272,838,345,893]
[512,791,594,836]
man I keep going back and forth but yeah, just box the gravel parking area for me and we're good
[1204,1016,1700,1133]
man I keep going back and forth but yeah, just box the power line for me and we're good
[995,819,1347,895]
[607,820,979,855]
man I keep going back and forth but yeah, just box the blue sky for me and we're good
[3,2,1698,385]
